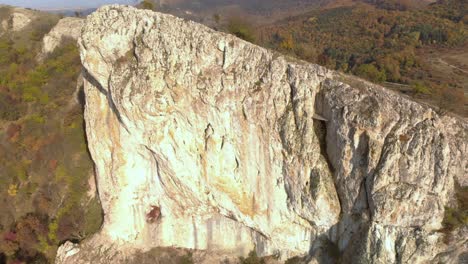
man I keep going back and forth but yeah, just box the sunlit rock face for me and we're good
[57,5,467,264]
[1,10,32,32]
[38,17,84,61]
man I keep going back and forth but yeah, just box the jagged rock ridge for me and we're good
[57,5,467,263]
[38,17,84,61]
[0,6,34,32]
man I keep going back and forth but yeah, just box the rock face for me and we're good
[1,10,32,32]
[38,17,84,61]
[57,5,467,263]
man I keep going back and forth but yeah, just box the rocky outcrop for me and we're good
[1,8,33,32]
[57,5,467,263]
[38,17,84,61]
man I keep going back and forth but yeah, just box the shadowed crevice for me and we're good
[82,68,129,133]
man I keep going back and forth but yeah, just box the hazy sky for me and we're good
[0,0,136,10]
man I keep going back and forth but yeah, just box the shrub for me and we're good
[29,114,46,124]
[280,34,295,51]
[355,64,387,83]
[0,93,24,121]
[180,252,194,264]
[6,123,21,141]
[437,86,465,113]
[0,239,19,256]
[412,81,431,95]
[377,56,401,81]
[7,184,18,197]
[239,250,265,264]
[15,164,28,182]
[139,0,155,11]
[47,221,58,243]
[15,214,48,258]
[441,182,468,244]
[34,194,52,216]
[83,198,104,236]
[227,18,256,43]
[443,183,468,230]
[213,14,221,24]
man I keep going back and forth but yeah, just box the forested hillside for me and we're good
[255,0,467,115]
[0,6,102,264]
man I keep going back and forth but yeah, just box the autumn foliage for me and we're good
[257,0,467,115]
[0,6,103,263]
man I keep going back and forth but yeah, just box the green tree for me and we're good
[280,34,295,51]
[139,0,155,11]
[412,81,430,95]
[355,64,387,83]
[213,14,221,24]
[377,56,401,81]
[227,17,256,43]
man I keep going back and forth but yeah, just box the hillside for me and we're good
[255,0,467,116]
[0,6,102,263]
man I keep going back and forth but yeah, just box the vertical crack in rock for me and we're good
[83,69,129,133]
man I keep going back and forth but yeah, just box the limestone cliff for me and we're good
[38,17,84,61]
[0,6,34,33]
[57,5,467,263]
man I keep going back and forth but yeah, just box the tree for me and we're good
[279,34,295,51]
[355,64,387,83]
[377,56,401,81]
[462,15,468,24]
[227,17,256,43]
[213,14,221,24]
[0,239,19,257]
[412,81,430,95]
[139,0,155,11]
[437,86,465,113]
[15,214,48,258]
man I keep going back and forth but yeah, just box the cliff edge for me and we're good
[57,5,467,263]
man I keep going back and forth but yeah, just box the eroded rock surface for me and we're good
[1,10,32,32]
[38,17,84,61]
[56,5,467,263]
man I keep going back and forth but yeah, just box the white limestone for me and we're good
[38,17,84,61]
[56,5,467,264]
[1,11,31,32]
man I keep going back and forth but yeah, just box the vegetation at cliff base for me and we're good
[130,247,194,264]
[442,182,468,242]
[239,250,266,264]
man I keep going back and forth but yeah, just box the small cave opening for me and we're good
[313,119,333,172]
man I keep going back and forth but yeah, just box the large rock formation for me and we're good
[57,5,467,263]
[0,8,33,32]
[38,17,84,61]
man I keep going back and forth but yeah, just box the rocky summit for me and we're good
[38,17,84,61]
[56,5,467,264]
[0,6,34,33]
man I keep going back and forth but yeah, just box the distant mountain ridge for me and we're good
[47,8,97,17]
